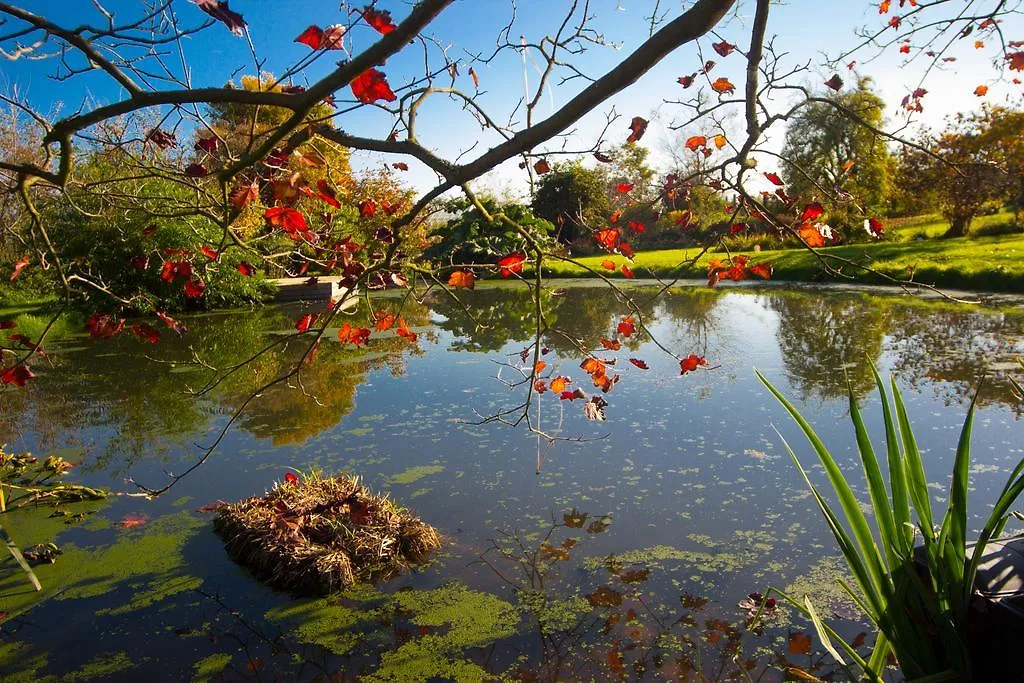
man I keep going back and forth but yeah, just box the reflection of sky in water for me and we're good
[2,284,1023,679]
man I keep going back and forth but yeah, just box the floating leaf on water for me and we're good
[586,585,623,607]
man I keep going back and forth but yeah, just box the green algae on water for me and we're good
[191,653,233,682]
[387,465,444,485]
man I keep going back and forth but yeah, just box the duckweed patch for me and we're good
[0,510,202,619]
[387,465,444,485]
[191,653,233,682]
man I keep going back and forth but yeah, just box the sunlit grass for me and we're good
[542,213,1024,293]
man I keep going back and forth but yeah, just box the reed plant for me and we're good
[758,366,1024,681]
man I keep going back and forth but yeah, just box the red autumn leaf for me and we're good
[679,354,707,374]
[497,253,526,278]
[600,337,621,351]
[117,516,148,532]
[146,129,176,149]
[312,179,341,209]
[629,358,649,370]
[265,206,308,234]
[900,44,911,53]
[685,135,707,151]
[185,163,208,177]
[10,255,30,280]
[560,388,586,401]
[359,198,377,218]
[350,68,397,104]
[626,116,648,143]
[765,172,784,186]
[86,313,125,339]
[617,241,634,260]
[533,159,551,175]
[200,245,218,261]
[194,0,246,35]
[621,265,634,279]
[731,223,746,234]
[156,311,188,335]
[1,364,34,387]
[284,472,299,485]
[374,311,396,331]
[294,24,346,50]
[160,260,191,283]
[789,632,812,655]
[799,202,824,222]
[824,74,844,91]
[337,324,371,347]
[616,183,634,193]
[130,255,149,270]
[677,74,696,88]
[237,261,255,277]
[617,316,636,337]
[448,270,475,289]
[674,210,693,229]
[184,278,206,298]
[609,210,621,224]
[879,0,891,11]
[710,77,735,94]
[229,183,259,210]
[0,321,14,330]
[295,313,319,333]
[1008,51,1024,71]
[142,225,157,238]
[125,323,160,345]
[601,259,617,271]
[798,222,827,247]
[628,221,645,233]
[865,217,884,238]
[395,317,417,342]
[392,162,409,171]
[889,15,901,29]
[748,262,773,279]
[712,40,737,57]
[468,66,479,88]
[701,60,716,74]
[974,84,989,96]
[594,228,620,250]
[195,136,218,153]
[360,6,397,34]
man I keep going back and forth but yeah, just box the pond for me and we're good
[1,282,1022,681]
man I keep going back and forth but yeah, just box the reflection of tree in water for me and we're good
[651,288,722,352]
[427,285,544,353]
[767,292,888,401]
[225,301,432,446]
[885,305,1024,414]
[0,302,433,468]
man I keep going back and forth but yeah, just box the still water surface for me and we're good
[1,283,1022,681]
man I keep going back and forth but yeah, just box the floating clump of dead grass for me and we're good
[213,471,440,594]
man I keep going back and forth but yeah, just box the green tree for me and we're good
[531,162,611,247]
[781,77,892,233]
[896,109,1018,237]
[422,198,554,266]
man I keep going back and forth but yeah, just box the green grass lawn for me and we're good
[543,213,1024,293]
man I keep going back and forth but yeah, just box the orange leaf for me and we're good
[448,270,475,289]
[789,632,812,655]
[685,135,707,151]
[601,259,617,271]
[534,361,547,374]
[534,159,551,175]
[798,222,827,247]
[713,134,727,149]
[974,84,989,96]
[616,316,636,337]
[550,376,569,393]
[621,265,634,279]
[748,262,773,279]
[599,337,621,351]
[710,77,735,94]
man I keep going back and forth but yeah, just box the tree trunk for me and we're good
[943,215,972,238]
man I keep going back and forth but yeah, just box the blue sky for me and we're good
[3,1,1022,195]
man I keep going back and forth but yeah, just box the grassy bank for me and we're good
[544,214,1024,293]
